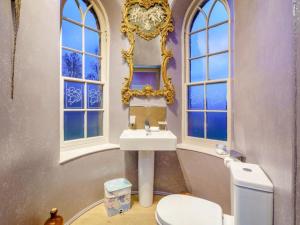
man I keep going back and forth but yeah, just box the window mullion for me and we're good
[82,18,88,139]
[204,20,209,139]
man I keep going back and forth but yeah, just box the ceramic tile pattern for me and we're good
[71,195,162,225]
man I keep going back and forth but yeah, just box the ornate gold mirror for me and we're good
[121,0,175,105]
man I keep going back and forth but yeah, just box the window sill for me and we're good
[176,143,229,159]
[59,143,120,164]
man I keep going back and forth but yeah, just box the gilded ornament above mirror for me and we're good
[121,0,175,105]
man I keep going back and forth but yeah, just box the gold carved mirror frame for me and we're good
[121,0,175,105]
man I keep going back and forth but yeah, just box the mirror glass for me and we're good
[132,36,161,90]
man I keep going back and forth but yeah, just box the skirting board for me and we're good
[64,191,173,225]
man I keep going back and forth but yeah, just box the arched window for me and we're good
[61,0,108,149]
[183,0,231,147]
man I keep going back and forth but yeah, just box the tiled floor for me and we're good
[71,195,162,225]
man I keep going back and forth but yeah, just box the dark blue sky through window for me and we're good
[62,20,82,50]
[187,0,229,142]
[209,23,228,53]
[87,112,103,137]
[190,31,206,58]
[85,28,100,55]
[86,9,100,30]
[202,0,214,16]
[63,0,81,22]
[209,1,228,25]
[190,11,205,32]
[62,0,103,142]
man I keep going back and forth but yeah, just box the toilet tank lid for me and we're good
[230,162,273,193]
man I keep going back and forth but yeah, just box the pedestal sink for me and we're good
[120,129,177,207]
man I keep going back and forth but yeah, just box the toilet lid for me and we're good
[156,195,223,225]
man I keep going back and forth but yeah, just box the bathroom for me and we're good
[0,0,299,224]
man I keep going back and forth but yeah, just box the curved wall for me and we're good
[0,0,187,224]
[1,0,295,224]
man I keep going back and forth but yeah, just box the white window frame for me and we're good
[182,0,232,149]
[60,0,110,151]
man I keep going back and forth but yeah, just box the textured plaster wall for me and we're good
[0,0,187,224]
[296,0,300,224]
[233,1,296,225]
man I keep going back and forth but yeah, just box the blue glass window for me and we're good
[190,57,206,82]
[85,28,100,55]
[85,55,100,80]
[190,31,206,58]
[62,0,104,142]
[87,84,103,109]
[87,112,103,137]
[190,11,206,32]
[62,49,82,78]
[85,8,99,30]
[207,112,227,141]
[64,112,84,140]
[206,83,227,110]
[64,81,84,109]
[187,0,229,142]
[209,53,228,80]
[188,85,204,110]
[62,20,82,50]
[202,0,214,16]
[188,112,205,138]
[78,0,88,13]
[209,1,228,25]
[63,0,81,22]
[208,23,228,53]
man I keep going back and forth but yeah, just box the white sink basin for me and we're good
[120,129,177,207]
[120,129,177,151]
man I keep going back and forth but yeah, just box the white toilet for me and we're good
[155,162,273,225]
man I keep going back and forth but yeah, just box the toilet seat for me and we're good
[156,194,223,225]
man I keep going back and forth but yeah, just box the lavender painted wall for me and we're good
[233,1,296,225]
[296,1,300,224]
[0,0,186,224]
[0,0,297,224]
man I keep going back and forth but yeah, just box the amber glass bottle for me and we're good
[44,208,64,225]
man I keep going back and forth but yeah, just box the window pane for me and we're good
[85,55,100,80]
[202,0,214,16]
[62,49,82,78]
[64,111,84,141]
[206,83,227,110]
[62,20,82,50]
[85,8,99,30]
[63,0,81,22]
[209,1,228,25]
[87,84,103,109]
[78,0,88,13]
[208,23,228,53]
[64,81,84,109]
[208,53,228,80]
[85,28,100,55]
[190,31,206,58]
[190,11,206,32]
[188,112,204,138]
[207,112,227,141]
[190,58,206,82]
[188,85,204,110]
[87,111,103,137]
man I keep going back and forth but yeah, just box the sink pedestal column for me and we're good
[138,151,155,207]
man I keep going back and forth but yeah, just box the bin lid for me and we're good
[104,178,132,192]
